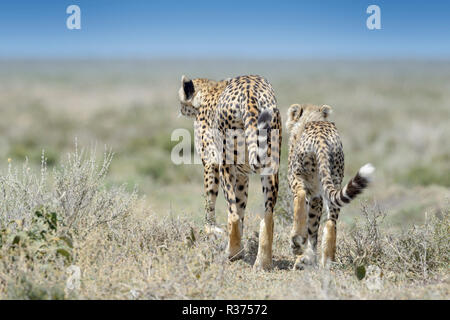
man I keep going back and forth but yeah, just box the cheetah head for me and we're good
[286,103,332,132]
[178,75,201,118]
[179,75,221,119]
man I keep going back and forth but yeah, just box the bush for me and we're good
[338,201,450,282]
[0,143,139,299]
[0,207,73,264]
[338,202,386,268]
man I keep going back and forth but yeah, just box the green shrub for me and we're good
[0,207,73,264]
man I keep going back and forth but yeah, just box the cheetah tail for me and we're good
[255,110,273,169]
[322,163,375,208]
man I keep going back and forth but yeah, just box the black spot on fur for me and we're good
[258,110,272,126]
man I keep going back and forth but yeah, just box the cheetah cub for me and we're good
[286,103,375,270]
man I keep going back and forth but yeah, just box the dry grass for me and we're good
[0,60,449,299]
[0,148,448,299]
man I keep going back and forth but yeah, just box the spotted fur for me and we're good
[178,75,282,270]
[286,103,374,269]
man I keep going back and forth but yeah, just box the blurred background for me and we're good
[0,0,449,227]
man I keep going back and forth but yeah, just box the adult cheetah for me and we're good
[286,103,374,270]
[178,75,282,270]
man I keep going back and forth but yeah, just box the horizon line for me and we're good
[1,57,449,62]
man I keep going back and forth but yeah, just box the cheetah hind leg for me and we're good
[253,174,278,271]
[290,188,308,256]
[203,164,225,235]
[293,196,322,270]
[321,209,339,268]
[220,164,244,261]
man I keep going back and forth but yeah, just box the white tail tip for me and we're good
[359,163,375,180]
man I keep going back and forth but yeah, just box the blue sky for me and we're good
[0,0,449,59]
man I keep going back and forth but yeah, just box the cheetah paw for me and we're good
[290,234,306,256]
[293,254,315,271]
[226,245,244,261]
[253,258,273,271]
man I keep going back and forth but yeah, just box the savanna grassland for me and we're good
[0,60,448,299]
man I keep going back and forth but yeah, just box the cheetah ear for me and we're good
[321,104,332,118]
[181,75,195,101]
[288,104,302,121]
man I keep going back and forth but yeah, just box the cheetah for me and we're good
[286,103,374,270]
[178,75,282,270]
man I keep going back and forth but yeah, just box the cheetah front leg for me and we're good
[254,173,278,271]
[203,164,223,234]
[220,164,244,260]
